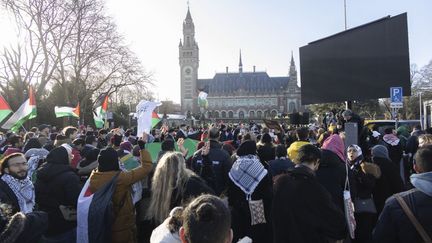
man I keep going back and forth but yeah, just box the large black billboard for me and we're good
[300,13,410,105]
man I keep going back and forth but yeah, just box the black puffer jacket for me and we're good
[34,146,82,236]
[191,140,232,196]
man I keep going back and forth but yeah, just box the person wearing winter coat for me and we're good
[227,140,273,243]
[147,151,214,226]
[34,145,82,243]
[372,145,432,243]
[89,144,153,243]
[287,127,310,163]
[0,153,35,214]
[191,127,232,196]
[256,133,275,167]
[347,144,381,243]
[273,144,347,243]
[0,203,48,243]
[76,148,100,182]
[370,145,404,215]
[150,207,183,243]
[316,134,350,211]
[382,128,403,169]
[268,144,295,179]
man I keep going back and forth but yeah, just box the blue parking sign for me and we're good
[390,87,403,103]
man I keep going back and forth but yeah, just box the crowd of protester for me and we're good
[0,109,431,243]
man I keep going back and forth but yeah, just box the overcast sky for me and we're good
[1,0,431,103]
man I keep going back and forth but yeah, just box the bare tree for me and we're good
[0,0,153,122]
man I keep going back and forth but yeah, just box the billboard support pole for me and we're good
[344,0,351,111]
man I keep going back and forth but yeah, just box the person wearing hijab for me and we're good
[347,144,380,243]
[316,134,350,211]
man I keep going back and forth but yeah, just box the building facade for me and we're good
[179,7,302,120]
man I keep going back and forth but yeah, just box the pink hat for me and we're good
[120,141,133,152]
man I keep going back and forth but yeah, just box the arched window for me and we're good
[186,36,190,46]
[249,111,255,118]
[221,111,226,118]
[289,102,296,113]
[271,110,278,118]
[239,111,245,119]
[214,111,219,118]
[257,111,262,119]
[228,111,233,118]
[264,110,270,118]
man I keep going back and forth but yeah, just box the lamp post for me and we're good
[419,91,423,130]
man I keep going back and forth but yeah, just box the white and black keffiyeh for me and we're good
[229,155,267,200]
[25,148,49,180]
[1,174,35,213]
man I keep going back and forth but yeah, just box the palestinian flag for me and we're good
[151,112,161,128]
[0,94,12,124]
[55,103,80,118]
[93,94,108,129]
[1,87,37,132]
[197,85,209,109]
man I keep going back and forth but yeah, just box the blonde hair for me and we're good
[146,152,195,224]
[419,134,432,147]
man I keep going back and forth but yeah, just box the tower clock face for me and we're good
[184,67,192,76]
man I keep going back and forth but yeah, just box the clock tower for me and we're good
[179,6,199,113]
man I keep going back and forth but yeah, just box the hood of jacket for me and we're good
[36,162,74,182]
[209,140,222,149]
[37,146,73,182]
[410,171,432,197]
[320,149,344,168]
[46,146,70,165]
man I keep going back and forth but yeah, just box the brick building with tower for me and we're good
[179,7,302,121]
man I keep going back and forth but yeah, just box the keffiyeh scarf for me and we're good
[383,134,400,146]
[229,155,267,200]
[1,174,35,213]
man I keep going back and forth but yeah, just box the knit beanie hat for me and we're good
[97,147,120,172]
[371,145,390,160]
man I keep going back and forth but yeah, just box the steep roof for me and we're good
[197,71,291,96]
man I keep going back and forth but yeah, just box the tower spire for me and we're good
[290,50,294,66]
[239,49,243,73]
[186,1,192,21]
